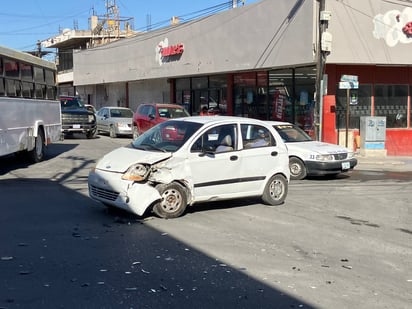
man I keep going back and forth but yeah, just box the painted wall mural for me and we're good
[373,7,412,46]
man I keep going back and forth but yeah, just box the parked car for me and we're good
[89,116,290,219]
[96,107,134,138]
[60,96,97,139]
[268,121,357,180]
[132,103,190,139]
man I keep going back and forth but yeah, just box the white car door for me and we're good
[187,124,242,201]
[237,124,284,194]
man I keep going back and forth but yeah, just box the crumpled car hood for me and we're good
[287,141,349,155]
[96,145,172,173]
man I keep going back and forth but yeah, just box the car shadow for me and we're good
[0,176,316,309]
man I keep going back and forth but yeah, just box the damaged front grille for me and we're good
[90,185,119,201]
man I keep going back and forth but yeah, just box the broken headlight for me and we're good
[121,163,150,181]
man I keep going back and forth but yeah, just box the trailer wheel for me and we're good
[28,129,45,163]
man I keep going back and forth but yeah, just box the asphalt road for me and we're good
[1,134,411,309]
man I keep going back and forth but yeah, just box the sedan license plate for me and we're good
[73,124,81,129]
[342,162,350,170]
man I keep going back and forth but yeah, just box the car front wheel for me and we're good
[109,126,117,138]
[261,174,288,206]
[153,183,187,219]
[132,126,139,140]
[86,129,97,139]
[289,157,307,180]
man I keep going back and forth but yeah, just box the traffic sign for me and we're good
[340,75,358,82]
[339,81,359,89]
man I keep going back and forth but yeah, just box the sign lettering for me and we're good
[161,44,184,57]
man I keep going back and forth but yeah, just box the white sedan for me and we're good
[268,121,357,180]
[96,107,133,138]
[89,116,290,219]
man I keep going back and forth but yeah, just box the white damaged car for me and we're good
[268,121,357,180]
[88,116,290,219]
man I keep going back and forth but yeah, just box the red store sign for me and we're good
[161,43,184,57]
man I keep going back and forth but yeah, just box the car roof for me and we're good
[140,103,186,108]
[60,96,78,100]
[169,115,277,126]
[265,120,294,126]
[102,106,132,110]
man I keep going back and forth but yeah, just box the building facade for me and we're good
[71,0,412,155]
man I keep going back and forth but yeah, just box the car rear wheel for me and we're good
[289,157,307,180]
[261,174,288,206]
[153,183,187,219]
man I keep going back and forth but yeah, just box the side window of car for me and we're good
[241,124,275,149]
[191,124,237,153]
[148,106,156,117]
[98,108,106,117]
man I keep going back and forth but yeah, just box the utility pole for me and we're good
[314,0,330,141]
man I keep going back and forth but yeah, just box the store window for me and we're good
[192,77,208,89]
[374,85,407,128]
[268,66,316,130]
[175,75,227,115]
[234,72,261,119]
[209,75,227,115]
[336,84,372,129]
[269,69,293,122]
[176,78,190,112]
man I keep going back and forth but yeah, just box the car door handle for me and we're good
[230,155,238,161]
[271,151,278,157]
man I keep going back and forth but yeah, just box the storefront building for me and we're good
[322,0,412,155]
[73,0,412,155]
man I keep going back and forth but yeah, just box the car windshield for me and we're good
[131,120,202,153]
[110,109,133,118]
[60,97,84,109]
[274,124,313,142]
[158,107,190,119]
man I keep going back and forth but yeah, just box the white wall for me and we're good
[128,79,170,112]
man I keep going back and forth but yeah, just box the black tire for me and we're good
[153,183,187,219]
[86,128,97,139]
[28,129,45,163]
[109,126,117,138]
[261,174,288,206]
[289,157,307,180]
[132,126,139,140]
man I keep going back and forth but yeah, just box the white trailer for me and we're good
[0,97,61,162]
[0,45,61,162]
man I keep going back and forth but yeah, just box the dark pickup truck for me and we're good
[60,96,97,139]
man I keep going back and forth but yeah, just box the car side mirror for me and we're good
[149,114,156,120]
[201,145,215,155]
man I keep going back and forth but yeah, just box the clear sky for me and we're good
[0,0,258,53]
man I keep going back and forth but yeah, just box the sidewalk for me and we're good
[355,153,412,172]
